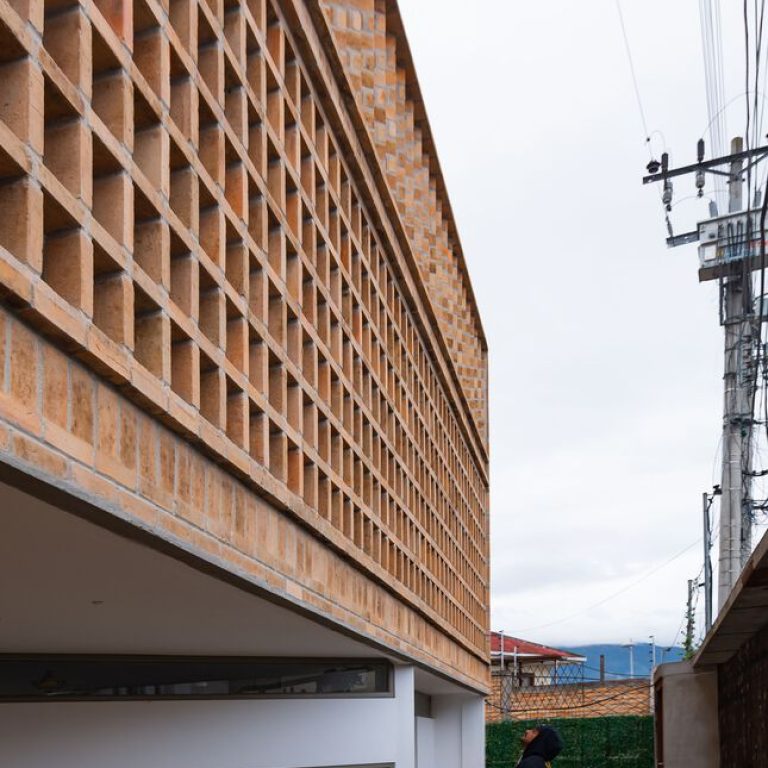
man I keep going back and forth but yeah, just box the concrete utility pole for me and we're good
[643,136,768,614]
[685,579,695,656]
[702,491,714,631]
[718,138,754,608]
[648,635,656,714]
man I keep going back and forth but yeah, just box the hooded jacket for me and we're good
[516,726,563,768]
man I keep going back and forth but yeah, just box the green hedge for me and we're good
[487,716,654,768]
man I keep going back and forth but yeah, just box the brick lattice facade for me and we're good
[0,0,489,687]
[320,0,488,446]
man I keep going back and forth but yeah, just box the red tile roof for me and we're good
[490,632,586,662]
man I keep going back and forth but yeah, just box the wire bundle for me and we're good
[700,0,729,211]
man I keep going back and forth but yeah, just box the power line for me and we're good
[667,610,688,652]
[614,0,651,155]
[516,538,702,633]
[753,1,766,149]
[700,0,728,209]
[758,1,768,137]
[580,664,651,680]
[744,0,752,184]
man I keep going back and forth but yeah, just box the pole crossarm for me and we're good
[643,145,768,185]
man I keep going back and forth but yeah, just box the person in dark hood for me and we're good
[515,724,563,768]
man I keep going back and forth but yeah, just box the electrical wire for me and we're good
[759,1,768,138]
[516,539,703,634]
[614,0,670,233]
[701,91,768,141]
[700,0,728,210]
[745,1,752,197]
[614,0,651,156]
[667,610,688,653]
[754,2,767,146]
[580,664,652,680]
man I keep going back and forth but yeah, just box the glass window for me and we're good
[0,656,392,700]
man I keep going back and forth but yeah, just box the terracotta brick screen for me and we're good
[321,0,488,445]
[0,0,489,688]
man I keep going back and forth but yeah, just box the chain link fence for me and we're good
[486,663,651,722]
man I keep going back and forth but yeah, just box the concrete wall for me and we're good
[654,661,719,768]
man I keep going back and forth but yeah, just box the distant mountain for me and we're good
[561,643,685,680]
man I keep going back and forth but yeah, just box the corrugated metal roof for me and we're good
[490,632,586,662]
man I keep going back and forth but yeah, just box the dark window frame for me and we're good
[0,654,394,702]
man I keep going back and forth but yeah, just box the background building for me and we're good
[0,0,489,765]
[490,632,587,688]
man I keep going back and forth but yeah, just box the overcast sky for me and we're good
[397,0,768,648]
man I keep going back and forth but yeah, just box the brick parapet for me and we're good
[0,0,489,683]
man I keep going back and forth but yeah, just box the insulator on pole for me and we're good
[663,180,673,211]
[696,169,706,196]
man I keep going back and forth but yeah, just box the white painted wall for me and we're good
[460,696,485,768]
[0,664,487,768]
[1,690,406,768]
[394,666,416,768]
[432,694,486,768]
[416,717,435,768]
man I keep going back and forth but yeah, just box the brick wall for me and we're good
[319,0,489,447]
[0,0,489,687]
[718,620,768,767]
[486,677,652,722]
